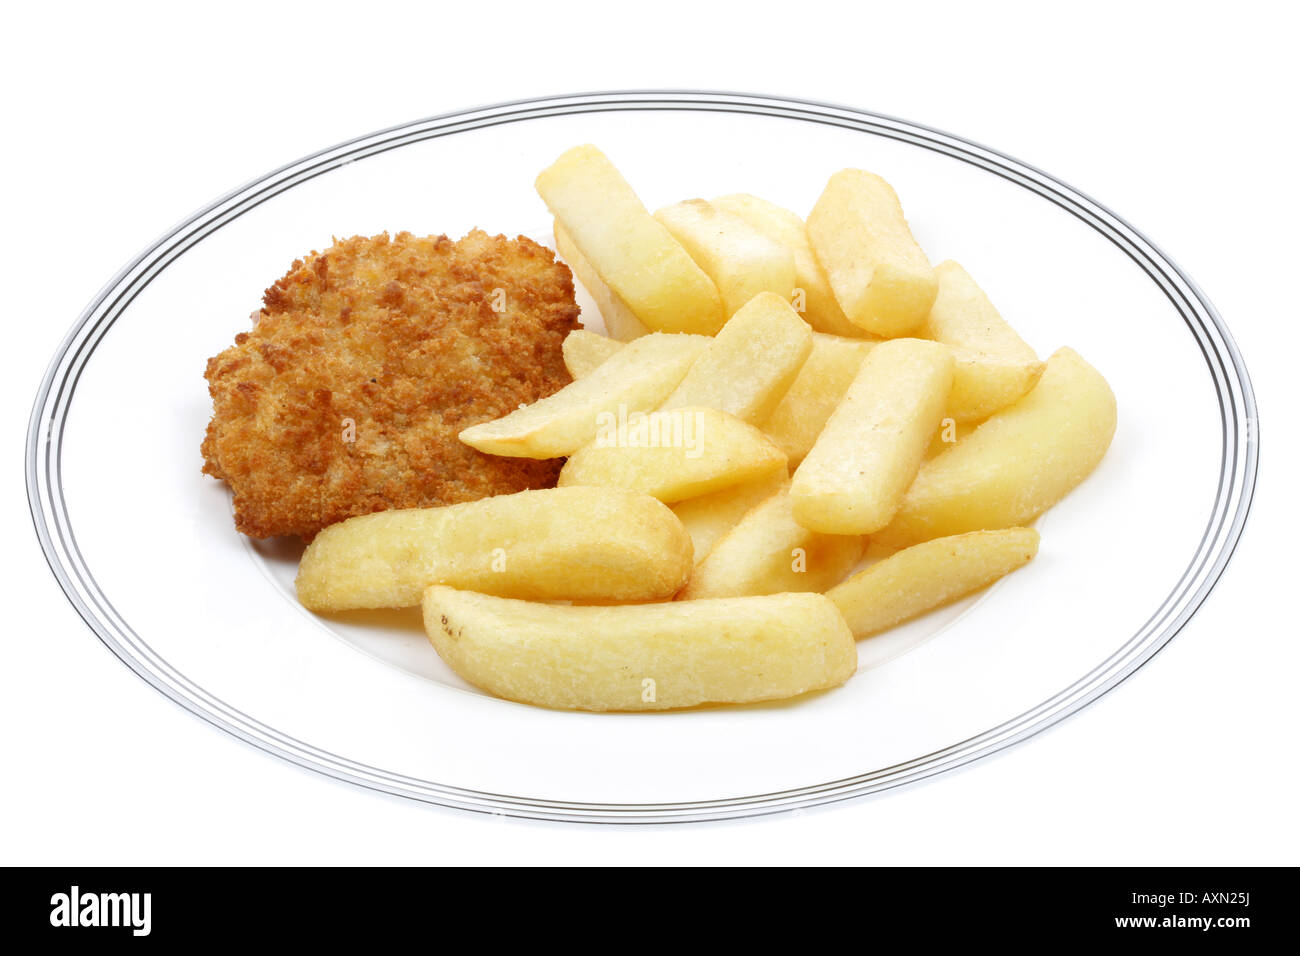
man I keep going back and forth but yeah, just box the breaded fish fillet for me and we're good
[202,230,580,539]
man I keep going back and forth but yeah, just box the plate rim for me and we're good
[25,90,1260,823]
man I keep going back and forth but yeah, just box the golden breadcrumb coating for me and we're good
[202,230,580,539]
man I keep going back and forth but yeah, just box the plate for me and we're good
[26,92,1258,822]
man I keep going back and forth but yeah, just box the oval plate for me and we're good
[26,92,1257,823]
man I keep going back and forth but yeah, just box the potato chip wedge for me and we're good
[558,406,787,502]
[827,528,1040,637]
[670,466,789,562]
[536,146,725,334]
[875,347,1117,547]
[653,199,797,318]
[918,261,1045,421]
[423,586,857,711]
[561,328,624,379]
[807,169,938,337]
[561,327,708,381]
[711,192,866,338]
[296,487,693,611]
[761,332,877,465]
[791,338,954,534]
[681,485,865,600]
[459,332,708,458]
[924,415,970,460]
[659,292,813,424]
[553,220,652,341]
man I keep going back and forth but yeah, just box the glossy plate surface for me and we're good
[27,92,1257,822]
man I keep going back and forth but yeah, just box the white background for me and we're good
[3,1,1295,865]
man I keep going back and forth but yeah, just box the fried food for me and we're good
[202,230,580,539]
[711,193,865,337]
[827,528,1040,638]
[557,407,788,503]
[653,199,796,318]
[807,169,938,336]
[295,487,694,612]
[658,291,813,425]
[790,338,954,535]
[873,347,1117,548]
[917,261,1045,422]
[679,484,865,600]
[536,145,726,334]
[760,332,877,466]
[457,332,707,459]
[669,466,788,562]
[423,586,857,711]
[257,149,1121,717]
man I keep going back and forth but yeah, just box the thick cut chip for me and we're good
[681,485,865,599]
[807,169,938,337]
[791,338,954,534]
[827,528,1040,637]
[423,587,857,711]
[653,199,797,318]
[561,327,707,380]
[670,467,789,563]
[296,487,693,611]
[924,415,972,460]
[459,332,708,458]
[712,193,866,337]
[659,292,814,424]
[875,348,1117,548]
[562,328,625,378]
[553,220,652,341]
[761,332,877,465]
[558,407,787,503]
[536,146,725,334]
[917,261,1045,422]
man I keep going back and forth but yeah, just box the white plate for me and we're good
[26,92,1258,822]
